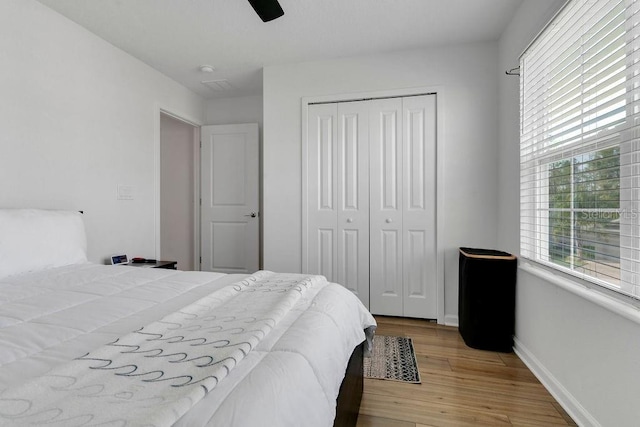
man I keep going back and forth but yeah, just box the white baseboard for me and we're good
[513,337,599,427]
[444,314,458,327]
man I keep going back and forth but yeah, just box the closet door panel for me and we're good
[317,228,335,278]
[369,98,403,316]
[402,95,437,318]
[337,102,370,306]
[307,104,338,282]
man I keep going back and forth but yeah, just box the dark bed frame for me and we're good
[333,340,364,427]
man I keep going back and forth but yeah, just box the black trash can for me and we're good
[458,247,517,353]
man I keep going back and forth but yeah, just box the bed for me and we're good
[0,209,376,426]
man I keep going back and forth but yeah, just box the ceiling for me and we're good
[36,0,523,99]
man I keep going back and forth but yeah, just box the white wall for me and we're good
[160,114,196,270]
[499,1,640,425]
[0,0,204,263]
[263,43,501,320]
[205,95,263,128]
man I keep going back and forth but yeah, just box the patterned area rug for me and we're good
[364,335,421,383]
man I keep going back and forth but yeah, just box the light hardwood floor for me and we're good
[357,316,577,427]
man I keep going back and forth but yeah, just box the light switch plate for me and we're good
[117,184,134,200]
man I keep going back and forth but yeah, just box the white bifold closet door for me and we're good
[307,101,370,307]
[306,95,436,319]
[369,98,404,316]
[369,96,437,318]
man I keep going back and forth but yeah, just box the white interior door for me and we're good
[402,95,437,318]
[369,98,404,316]
[201,123,259,273]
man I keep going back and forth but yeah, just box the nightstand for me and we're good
[126,260,177,270]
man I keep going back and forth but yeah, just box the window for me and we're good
[520,0,640,299]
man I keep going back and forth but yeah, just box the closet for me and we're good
[303,94,437,319]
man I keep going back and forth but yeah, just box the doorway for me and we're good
[159,112,200,270]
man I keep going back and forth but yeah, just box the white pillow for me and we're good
[0,209,88,279]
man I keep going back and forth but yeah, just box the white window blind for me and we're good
[520,0,640,298]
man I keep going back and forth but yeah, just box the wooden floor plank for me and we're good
[413,342,507,365]
[508,415,573,426]
[358,316,575,426]
[499,352,528,369]
[419,368,557,403]
[356,414,415,427]
[409,332,473,348]
[360,392,512,426]
[363,378,563,415]
[414,354,451,371]
[375,324,440,339]
[447,357,539,383]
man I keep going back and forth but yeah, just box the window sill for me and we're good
[519,261,640,326]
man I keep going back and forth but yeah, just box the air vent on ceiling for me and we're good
[201,79,234,91]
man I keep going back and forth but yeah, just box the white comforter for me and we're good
[0,264,376,426]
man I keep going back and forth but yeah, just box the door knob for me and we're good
[244,212,258,218]
[346,218,353,223]
[385,218,392,223]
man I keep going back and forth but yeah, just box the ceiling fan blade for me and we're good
[247,0,284,22]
